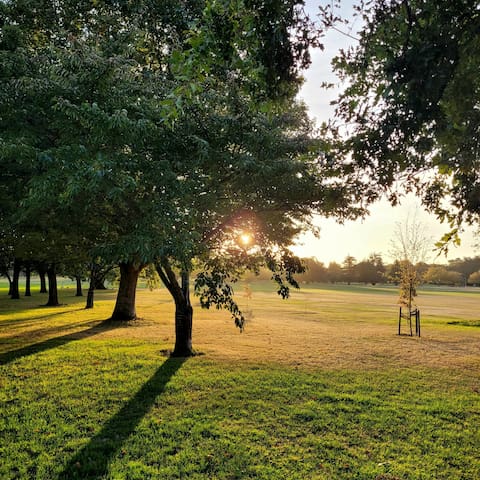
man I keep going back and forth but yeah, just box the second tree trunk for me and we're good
[110,262,142,320]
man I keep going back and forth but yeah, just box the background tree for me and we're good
[468,271,480,286]
[447,257,480,287]
[386,259,402,285]
[390,212,431,317]
[327,262,343,284]
[415,261,430,283]
[423,266,463,286]
[356,253,386,285]
[299,258,329,283]
[342,255,357,284]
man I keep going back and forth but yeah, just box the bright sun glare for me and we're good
[239,232,252,246]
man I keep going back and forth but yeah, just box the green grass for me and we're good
[1,281,479,479]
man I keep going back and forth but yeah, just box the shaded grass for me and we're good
[0,319,118,366]
[59,356,186,479]
[447,320,480,327]
[0,282,479,479]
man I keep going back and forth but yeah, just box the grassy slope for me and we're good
[0,281,479,479]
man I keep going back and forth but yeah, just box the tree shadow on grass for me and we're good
[0,308,85,328]
[1,318,108,349]
[0,320,119,366]
[58,356,186,479]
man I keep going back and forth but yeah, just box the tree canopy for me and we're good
[328,0,480,247]
[1,0,369,355]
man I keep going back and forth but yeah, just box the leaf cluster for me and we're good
[328,0,480,244]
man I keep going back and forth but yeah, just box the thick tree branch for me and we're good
[156,257,184,304]
[155,263,174,296]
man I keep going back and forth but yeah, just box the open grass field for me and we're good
[1,280,479,479]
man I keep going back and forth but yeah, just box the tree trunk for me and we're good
[38,265,48,293]
[24,264,31,296]
[172,270,194,356]
[94,278,107,290]
[156,261,195,357]
[75,275,83,296]
[10,258,21,300]
[85,283,94,309]
[172,301,193,357]
[110,262,141,321]
[45,264,60,306]
[85,268,95,309]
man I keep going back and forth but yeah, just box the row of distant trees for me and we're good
[293,255,480,287]
[5,253,480,292]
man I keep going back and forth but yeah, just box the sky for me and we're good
[291,0,478,265]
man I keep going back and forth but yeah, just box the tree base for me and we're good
[171,348,195,358]
[109,312,137,321]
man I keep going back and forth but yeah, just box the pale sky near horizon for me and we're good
[291,0,478,265]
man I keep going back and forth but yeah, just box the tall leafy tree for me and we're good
[2,0,367,356]
[151,92,364,355]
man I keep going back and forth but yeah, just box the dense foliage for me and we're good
[328,0,480,246]
[0,0,367,355]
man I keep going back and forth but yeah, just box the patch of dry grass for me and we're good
[192,283,480,373]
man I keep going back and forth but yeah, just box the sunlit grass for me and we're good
[1,280,479,479]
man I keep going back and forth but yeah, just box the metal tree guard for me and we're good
[398,278,420,336]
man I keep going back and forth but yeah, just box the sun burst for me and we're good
[239,232,253,246]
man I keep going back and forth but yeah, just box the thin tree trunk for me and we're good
[85,282,94,309]
[110,262,142,321]
[45,264,60,306]
[38,264,48,293]
[24,264,31,296]
[85,267,95,309]
[75,275,83,296]
[10,258,21,300]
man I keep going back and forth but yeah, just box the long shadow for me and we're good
[58,357,186,479]
[0,320,119,366]
[0,306,88,328]
[1,308,87,329]
[2,319,103,346]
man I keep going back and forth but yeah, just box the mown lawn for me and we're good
[0,281,479,479]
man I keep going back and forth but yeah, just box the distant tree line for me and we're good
[295,255,480,287]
